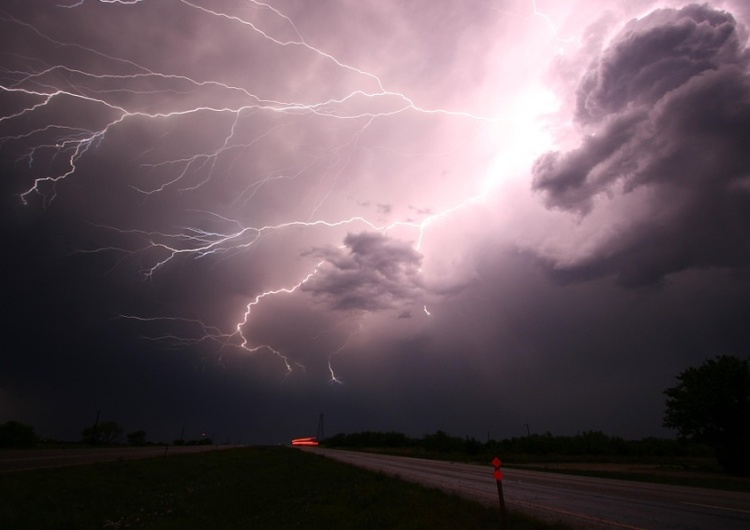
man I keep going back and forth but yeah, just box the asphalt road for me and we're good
[307,448,750,530]
[0,445,242,473]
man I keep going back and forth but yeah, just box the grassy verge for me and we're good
[0,447,568,530]
[508,463,750,492]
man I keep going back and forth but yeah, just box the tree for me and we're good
[81,420,123,444]
[664,355,750,475]
[126,430,147,445]
[0,421,37,448]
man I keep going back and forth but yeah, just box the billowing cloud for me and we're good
[303,232,424,311]
[532,3,750,285]
[576,4,747,123]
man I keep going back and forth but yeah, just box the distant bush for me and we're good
[324,430,484,456]
[324,431,413,448]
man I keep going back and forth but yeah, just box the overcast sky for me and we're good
[2,0,750,445]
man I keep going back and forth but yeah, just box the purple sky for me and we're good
[2,0,750,444]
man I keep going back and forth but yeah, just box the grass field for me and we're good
[509,460,750,492]
[0,446,568,530]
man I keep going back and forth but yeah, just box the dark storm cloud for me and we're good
[302,232,424,311]
[575,4,747,123]
[531,109,647,212]
[533,3,750,285]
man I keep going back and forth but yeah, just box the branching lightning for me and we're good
[1,0,566,380]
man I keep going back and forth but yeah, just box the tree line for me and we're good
[322,429,712,459]
[2,355,747,474]
[0,420,151,447]
[325,355,749,475]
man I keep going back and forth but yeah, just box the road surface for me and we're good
[0,445,241,473]
[307,448,750,529]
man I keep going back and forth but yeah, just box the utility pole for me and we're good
[524,423,531,437]
[316,413,324,441]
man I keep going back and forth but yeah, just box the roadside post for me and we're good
[492,456,507,530]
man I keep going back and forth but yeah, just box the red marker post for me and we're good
[492,456,507,530]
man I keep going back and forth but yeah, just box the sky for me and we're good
[2,0,750,445]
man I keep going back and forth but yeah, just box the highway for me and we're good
[0,445,240,473]
[308,448,750,529]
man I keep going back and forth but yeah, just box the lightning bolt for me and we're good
[234,267,321,374]
[2,0,566,379]
[326,321,365,385]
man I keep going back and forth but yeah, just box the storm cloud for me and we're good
[303,232,424,312]
[532,3,750,285]
[2,1,749,445]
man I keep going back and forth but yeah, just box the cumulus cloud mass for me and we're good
[532,3,750,285]
[303,232,424,312]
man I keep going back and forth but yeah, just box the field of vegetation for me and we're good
[0,446,569,530]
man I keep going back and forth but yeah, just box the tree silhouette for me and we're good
[126,430,147,445]
[81,421,123,444]
[0,421,37,448]
[664,355,750,475]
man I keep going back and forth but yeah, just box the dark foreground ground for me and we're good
[0,446,567,530]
